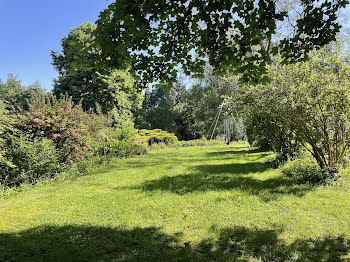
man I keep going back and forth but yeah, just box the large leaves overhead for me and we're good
[93,0,348,88]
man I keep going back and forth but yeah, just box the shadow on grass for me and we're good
[139,172,312,200]
[200,226,350,262]
[100,146,270,172]
[194,162,270,175]
[1,225,348,261]
[116,157,209,170]
[112,152,270,173]
[136,162,312,200]
[206,147,262,156]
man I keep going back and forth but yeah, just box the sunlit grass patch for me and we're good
[1,143,350,261]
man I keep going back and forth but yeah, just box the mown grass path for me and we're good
[1,143,350,261]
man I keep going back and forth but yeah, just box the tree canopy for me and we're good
[92,0,348,88]
[52,23,143,125]
[229,45,350,176]
[0,75,45,111]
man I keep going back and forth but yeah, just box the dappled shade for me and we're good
[137,161,313,201]
[1,225,348,261]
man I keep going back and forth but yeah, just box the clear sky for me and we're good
[0,0,111,91]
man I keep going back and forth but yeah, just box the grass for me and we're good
[1,142,350,261]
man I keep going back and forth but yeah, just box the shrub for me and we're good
[281,158,325,184]
[92,127,147,158]
[179,138,206,147]
[15,94,107,163]
[0,101,13,168]
[0,135,61,188]
[137,129,179,146]
[149,142,167,151]
[231,48,350,178]
[132,133,149,155]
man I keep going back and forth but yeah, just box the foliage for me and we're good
[134,83,196,140]
[91,127,147,158]
[137,129,179,146]
[178,137,206,147]
[0,101,15,168]
[185,72,240,139]
[227,116,246,142]
[92,0,347,88]
[244,112,300,162]
[92,127,179,157]
[230,47,350,177]
[0,135,61,188]
[281,158,324,184]
[135,72,241,141]
[15,93,106,163]
[52,23,143,119]
[0,75,45,111]
[135,88,176,132]
[271,48,350,173]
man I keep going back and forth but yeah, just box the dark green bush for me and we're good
[281,158,325,184]
[0,135,61,188]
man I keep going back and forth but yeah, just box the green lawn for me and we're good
[1,143,350,261]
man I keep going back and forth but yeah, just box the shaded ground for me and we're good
[1,225,349,261]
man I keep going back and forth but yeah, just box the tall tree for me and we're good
[135,87,178,133]
[135,72,241,140]
[52,23,143,122]
[91,0,348,88]
[134,81,200,140]
[0,75,45,111]
[185,71,240,138]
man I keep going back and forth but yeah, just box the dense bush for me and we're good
[0,101,15,169]
[0,75,46,112]
[0,135,61,188]
[137,129,179,146]
[229,47,350,179]
[15,94,106,163]
[91,127,147,158]
[0,92,156,189]
[281,158,325,184]
[0,94,114,189]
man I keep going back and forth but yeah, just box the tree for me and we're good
[134,81,201,140]
[230,46,350,176]
[135,87,178,134]
[135,69,241,140]
[52,23,143,121]
[185,71,239,138]
[92,0,348,88]
[0,75,45,111]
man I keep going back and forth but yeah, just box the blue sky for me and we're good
[0,0,110,90]
[1,1,349,91]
